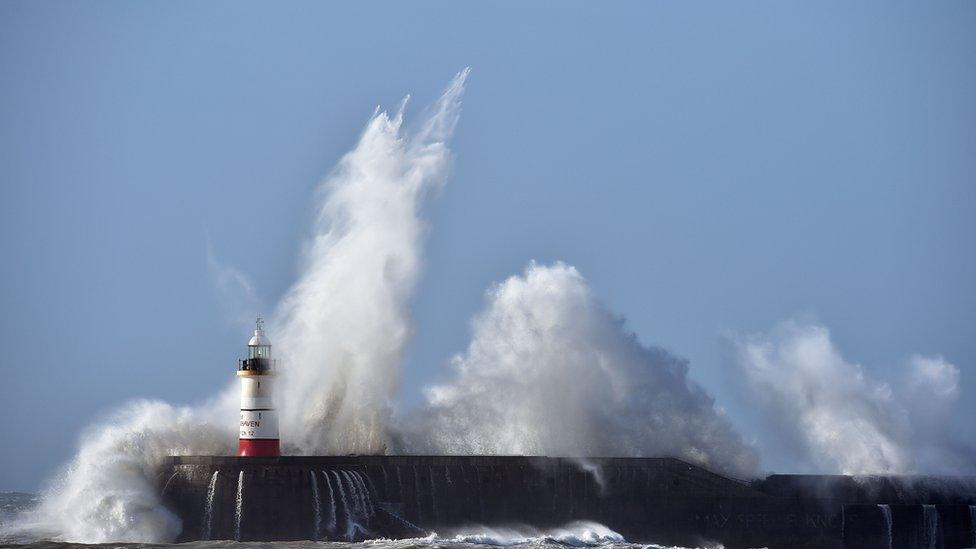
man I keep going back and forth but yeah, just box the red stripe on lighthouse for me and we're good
[238,439,280,457]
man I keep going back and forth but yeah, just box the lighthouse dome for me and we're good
[248,317,271,347]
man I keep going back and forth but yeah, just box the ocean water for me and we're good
[0,492,717,549]
[1,492,39,529]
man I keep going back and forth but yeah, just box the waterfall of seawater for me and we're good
[342,471,362,524]
[160,472,179,498]
[396,465,404,504]
[354,472,374,516]
[877,504,892,549]
[472,465,485,520]
[310,471,322,541]
[412,466,423,524]
[322,471,337,536]
[428,466,439,524]
[341,470,372,536]
[234,471,244,541]
[970,505,976,547]
[203,471,219,540]
[342,471,360,518]
[360,473,373,515]
[922,504,938,549]
[331,470,353,540]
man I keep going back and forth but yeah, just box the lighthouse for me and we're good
[237,317,280,457]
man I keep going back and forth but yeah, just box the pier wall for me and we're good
[160,456,976,548]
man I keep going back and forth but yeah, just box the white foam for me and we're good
[440,521,625,546]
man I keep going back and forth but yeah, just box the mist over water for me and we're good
[2,70,971,545]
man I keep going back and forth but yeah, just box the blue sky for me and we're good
[1,2,974,491]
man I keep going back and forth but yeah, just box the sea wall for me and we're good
[160,456,976,548]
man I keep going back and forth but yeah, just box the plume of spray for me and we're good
[1,70,469,544]
[272,68,469,454]
[731,320,974,475]
[403,261,760,480]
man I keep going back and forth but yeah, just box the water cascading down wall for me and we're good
[160,455,976,548]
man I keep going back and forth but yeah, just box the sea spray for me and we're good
[732,322,973,474]
[878,504,892,549]
[234,471,244,541]
[405,262,759,479]
[310,470,322,541]
[13,400,234,543]
[203,471,219,540]
[273,69,470,455]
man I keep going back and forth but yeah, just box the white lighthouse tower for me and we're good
[237,317,280,457]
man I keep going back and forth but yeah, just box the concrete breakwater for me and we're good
[160,456,976,548]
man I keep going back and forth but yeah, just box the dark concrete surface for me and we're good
[160,456,976,548]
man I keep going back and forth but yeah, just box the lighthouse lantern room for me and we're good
[237,317,280,456]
